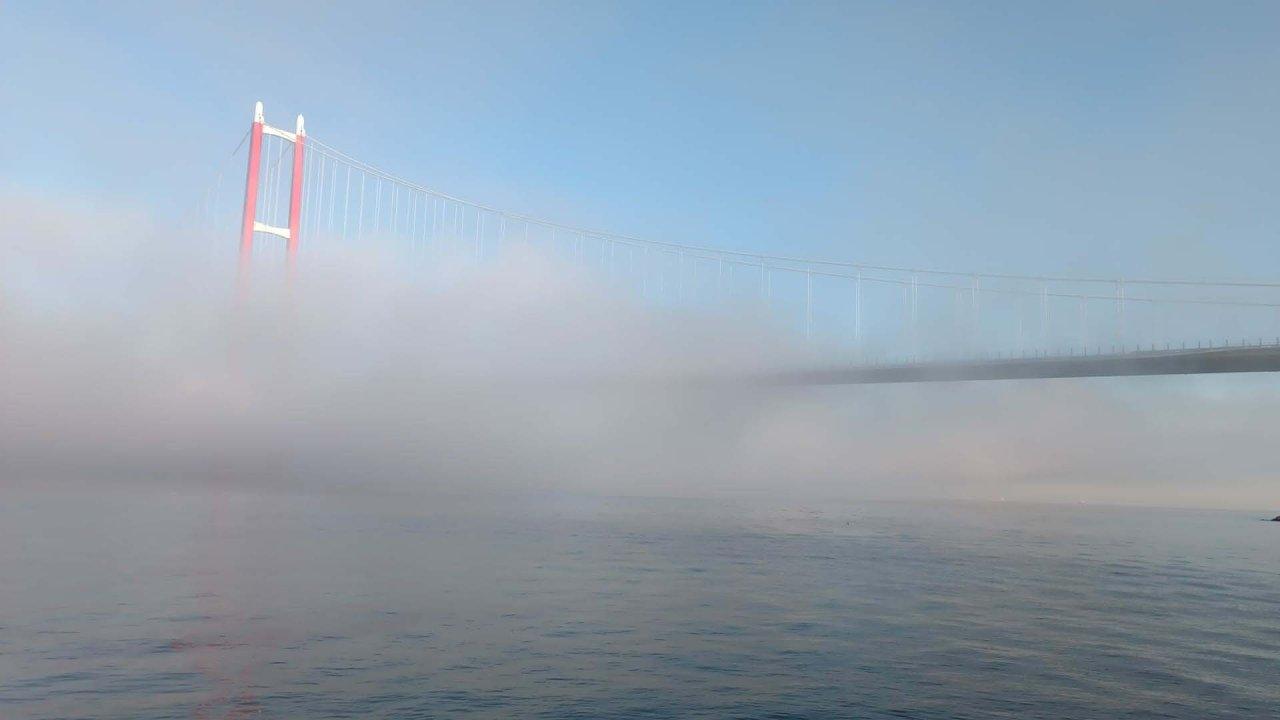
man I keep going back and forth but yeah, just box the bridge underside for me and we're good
[770,346,1280,385]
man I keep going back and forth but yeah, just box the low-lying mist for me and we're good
[3,193,1277,510]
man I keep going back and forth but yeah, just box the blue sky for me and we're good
[4,1,1280,281]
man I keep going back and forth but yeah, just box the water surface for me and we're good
[2,489,1277,718]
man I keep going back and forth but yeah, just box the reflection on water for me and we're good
[2,488,1278,718]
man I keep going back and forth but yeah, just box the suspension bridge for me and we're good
[204,102,1280,384]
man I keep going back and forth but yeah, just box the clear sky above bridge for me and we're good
[4,1,1279,283]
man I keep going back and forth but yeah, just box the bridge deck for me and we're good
[771,345,1280,385]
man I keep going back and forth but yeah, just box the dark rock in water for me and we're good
[1271,515,1280,522]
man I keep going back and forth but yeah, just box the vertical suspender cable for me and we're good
[357,172,366,241]
[333,160,343,239]
[1117,279,1126,351]
[1079,296,1087,352]
[854,268,862,352]
[806,270,813,340]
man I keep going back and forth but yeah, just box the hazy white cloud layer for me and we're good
[2,194,1278,511]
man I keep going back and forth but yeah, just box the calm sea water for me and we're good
[1,488,1277,719]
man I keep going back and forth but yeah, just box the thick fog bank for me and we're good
[2,194,1277,510]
